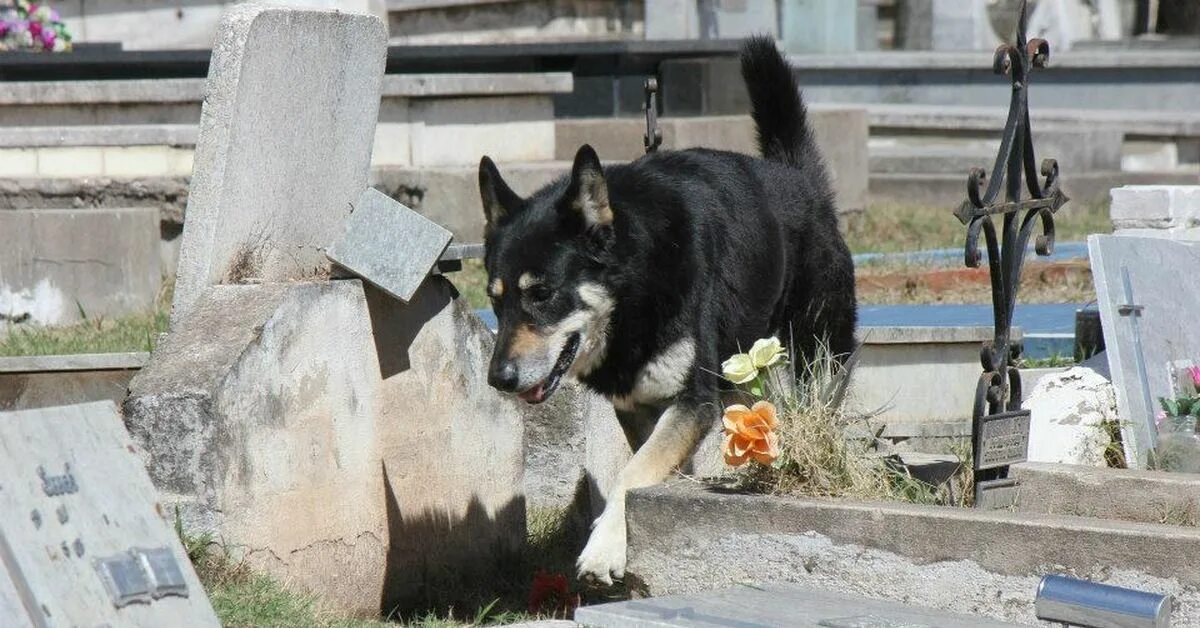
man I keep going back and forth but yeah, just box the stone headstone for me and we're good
[0,401,218,627]
[646,0,778,40]
[125,277,526,614]
[171,4,387,324]
[781,0,857,53]
[1089,235,1200,468]
[327,188,452,303]
[574,582,1021,627]
[897,0,1000,51]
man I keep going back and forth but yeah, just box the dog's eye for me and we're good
[525,285,552,304]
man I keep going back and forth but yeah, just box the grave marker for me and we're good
[0,401,218,627]
[1089,234,1200,468]
[171,4,387,324]
[327,188,452,303]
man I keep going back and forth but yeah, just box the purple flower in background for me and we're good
[39,27,53,50]
[27,20,41,37]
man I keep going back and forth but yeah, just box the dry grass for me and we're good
[728,345,969,506]
[843,200,1111,254]
[857,267,1096,305]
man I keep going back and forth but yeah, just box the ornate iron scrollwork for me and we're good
[954,0,1069,505]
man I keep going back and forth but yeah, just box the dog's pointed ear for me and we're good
[479,156,521,230]
[563,144,613,229]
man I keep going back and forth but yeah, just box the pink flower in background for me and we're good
[1156,410,1168,426]
[27,20,40,37]
[1188,366,1200,389]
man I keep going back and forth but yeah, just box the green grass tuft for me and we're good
[0,278,173,357]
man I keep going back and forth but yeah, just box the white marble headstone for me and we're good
[1089,235,1200,468]
[0,402,219,626]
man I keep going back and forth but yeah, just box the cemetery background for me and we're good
[0,0,1199,626]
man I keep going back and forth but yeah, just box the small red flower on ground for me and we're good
[528,570,577,616]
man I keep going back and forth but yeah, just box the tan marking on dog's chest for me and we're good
[488,278,504,298]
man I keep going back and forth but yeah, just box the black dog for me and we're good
[477,36,856,582]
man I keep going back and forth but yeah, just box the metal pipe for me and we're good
[1035,574,1171,628]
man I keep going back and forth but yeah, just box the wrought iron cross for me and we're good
[643,77,662,154]
[954,0,1069,505]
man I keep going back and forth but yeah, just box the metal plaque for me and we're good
[975,411,1031,470]
[95,553,152,608]
[975,478,1019,511]
[137,547,189,599]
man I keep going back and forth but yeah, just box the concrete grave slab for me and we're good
[327,188,451,303]
[575,583,1020,628]
[1089,235,1200,468]
[0,401,218,627]
[626,481,1200,624]
[0,207,160,329]
[125,277,525,614]
[171,5,387,324]
[0,352,148,412]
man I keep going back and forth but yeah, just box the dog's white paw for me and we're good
[576,512,626,585]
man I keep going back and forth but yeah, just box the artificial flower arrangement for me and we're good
[717,336,968,504]
[720,337,786,467]
[1156,365,1200,431]
[1153,365,1200,472]
[1,1,72,53]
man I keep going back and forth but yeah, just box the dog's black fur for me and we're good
[479,36,857,580]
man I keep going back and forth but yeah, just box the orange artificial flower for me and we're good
[722,400,780,467]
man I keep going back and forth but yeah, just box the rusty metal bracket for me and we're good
[643,77,662,153]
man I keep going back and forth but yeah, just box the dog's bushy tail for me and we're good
[740,36,816,169]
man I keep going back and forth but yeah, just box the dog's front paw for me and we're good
[576,513,626,585]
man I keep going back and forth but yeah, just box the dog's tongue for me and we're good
[519,383,546,404]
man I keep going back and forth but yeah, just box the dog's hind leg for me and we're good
[576,400,711,584]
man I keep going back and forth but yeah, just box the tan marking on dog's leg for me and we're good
[577,403,707,583]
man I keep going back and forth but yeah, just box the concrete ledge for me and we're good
[857,325,1009,345]
[0,352,148,373]
[866,104,1200,138]
[0,125,199,149]
[1013,462,1200,524]
[870,170,1200,208]
[788,50,1200,70]
[382,72,572,97]
[0,73,573,106]
[626,481,1200,623]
